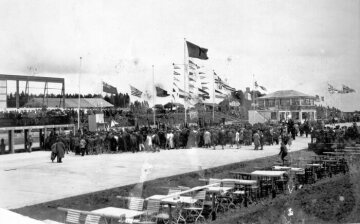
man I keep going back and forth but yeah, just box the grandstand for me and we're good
[25,98,113,109]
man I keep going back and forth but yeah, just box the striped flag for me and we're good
[174,77,180,82]
[189,77,196,82]
[130,85,143,98]
[174,71,181,76]
[173,64,181,69]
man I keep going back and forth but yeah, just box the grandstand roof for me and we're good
[25,98,113,108]
[258,90,315,99]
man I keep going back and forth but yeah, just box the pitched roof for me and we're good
[25,98,113,108]
[258,90,315,99]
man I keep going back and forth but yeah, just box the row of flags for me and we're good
[328,84,356,94]
[130,85,170,98]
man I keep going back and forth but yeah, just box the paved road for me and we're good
[0,136,310,209]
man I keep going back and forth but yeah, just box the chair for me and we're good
[124,197,145,224]
[84,214,104,224]
[135,199,169,224]
[218,181,237,210]
[128,197,145,211]
[65,210,81,224]
[183,190,207,223]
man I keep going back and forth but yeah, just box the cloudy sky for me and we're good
[0,0,359,111]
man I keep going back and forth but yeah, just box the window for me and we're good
[280,99,290,106]
[302,98,311,105]
[265,99,275,107]
[292,98,300,105]
[291,112,300,120]
[271,112,277,120]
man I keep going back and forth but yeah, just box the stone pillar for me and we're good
[8,130,14,153]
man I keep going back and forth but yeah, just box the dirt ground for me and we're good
[13,150,360,224]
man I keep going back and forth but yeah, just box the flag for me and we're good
[103,82,117,94]
[215,95,226,99]
[201,82,208,85]
[223,84,236,92]
[199,72,205,74]
[189,77,195,82]
[199,94,210,100]
[202,86,209,90]
[189,60,196,66]
[189,84,195,88]
[189,65,196,70]
[189,72,194,76]
[328,84,339,94]
[255,81,266,91]
[174,77,180,82]
[186,41,209,60]
[178,88,185,93]
[174,71,181,76]
[130,85,143,98]
[215,89,224,94]
[200,76,206,79]
[259,86,267,91]
[173,82,178,88]
[198,88,209,95]
[173,64,181,69]
[156,86,170,97]
[342,85,356,93]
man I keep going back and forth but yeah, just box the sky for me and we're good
[0,0,359,111]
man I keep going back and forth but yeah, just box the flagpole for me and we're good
[184,38,187,125]
[152,65,156,126]
[212,70,215,123]
[78,57,82,131]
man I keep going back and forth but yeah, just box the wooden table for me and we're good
[221,179,257,186]
[146,194,198,223]
[229,171,253,180]
[91,207,144,224]
[206,186,233,220]
[272,166,304,173]
[251,170,287,197]
[251,170,287,177]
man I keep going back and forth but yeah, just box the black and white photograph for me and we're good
[0,0,360,223]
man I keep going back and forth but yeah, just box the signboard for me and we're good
[189,110,198,119]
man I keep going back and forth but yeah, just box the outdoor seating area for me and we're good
[48,151,350,224]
